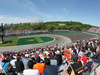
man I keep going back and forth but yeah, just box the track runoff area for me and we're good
[0,32,98,52]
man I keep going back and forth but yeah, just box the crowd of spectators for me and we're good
[5,29,48,36]
[0,37,100,75]
[88,27,100,34]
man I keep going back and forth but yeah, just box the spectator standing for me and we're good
[43,58,58,75]
[15,56,24,75]
[10,56,16,70]
[23,60,40,75]
[23,54,31,69]
[7,64,17,75]
[55,50,62,66]
[49,54,57,66]
[33,56,45,74]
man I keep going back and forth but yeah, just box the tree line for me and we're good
[3,21,95,31]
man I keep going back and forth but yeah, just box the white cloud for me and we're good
[23,0,52,18]
[0,15,45,24]
[0,0,52,19]
[0,16,5,19]
[31,17,43,23]
[0,15,32,24]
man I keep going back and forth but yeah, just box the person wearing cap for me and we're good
[23,54,32,70]
[1,57,10,75]
[83,52,94,73]
[55,50,62,67]
[43,58,58,75]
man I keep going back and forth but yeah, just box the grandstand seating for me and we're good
[88,27,100,34]
[97,28,100,33]
[5,29,48,36]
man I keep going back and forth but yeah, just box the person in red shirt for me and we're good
[64,49,70,61]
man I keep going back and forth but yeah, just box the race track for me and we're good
[0,34,72,52]
[0,32,99,52]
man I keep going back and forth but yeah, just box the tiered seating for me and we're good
[88,27,98,33]
[88,27,100,33]
[96,28,100,33]
[5,29,48,36]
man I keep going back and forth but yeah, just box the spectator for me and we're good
[21,55,25,62]
[5,53,10,62]
[7,64,17,75]
[49,54,57,66]
[43,58,58,75]
[55,50,62,66]
[83,52,94,73]
[78,48,87,65]
[33,56,45,74]
[31,57,36,64]
[64,49,70,61]
[1,57,10,75]
[64,54,83,75]
[93,50,100,63]
[43,53,47,60]
[78,48,85,58]
[15,56,24,75]
[10,56,16,70]
[93,42,97,54]
[23,54,31,69]
[23,60,40,75]
[96,45,100,52]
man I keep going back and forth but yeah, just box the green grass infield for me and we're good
[0,36,54,47]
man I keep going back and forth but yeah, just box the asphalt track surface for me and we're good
[55,32,99,42]
[0,32,99,52]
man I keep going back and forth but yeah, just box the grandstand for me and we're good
[97,28,100,33]
[88,27,100,34]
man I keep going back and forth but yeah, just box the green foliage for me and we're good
[3,21,94,31]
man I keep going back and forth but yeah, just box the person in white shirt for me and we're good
[23,60,40,75]
[10,56,17,69]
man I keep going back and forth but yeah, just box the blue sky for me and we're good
[0,0,100,27]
